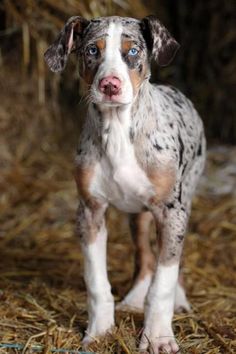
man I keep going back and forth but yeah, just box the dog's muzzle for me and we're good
[99,76,121,97]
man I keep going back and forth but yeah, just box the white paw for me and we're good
[82,321,114,345]
[82,333,96,346]
[174,283,191,313]
[116,273,152,313]
[139,326,179,354]
[82,302,115,345]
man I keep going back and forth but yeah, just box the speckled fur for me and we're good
[45,15,206,354]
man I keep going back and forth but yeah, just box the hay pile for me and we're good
[0,63,236,354]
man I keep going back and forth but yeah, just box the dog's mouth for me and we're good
[102,92,122,102]
[92,90,130,106]
[101,95,131,107]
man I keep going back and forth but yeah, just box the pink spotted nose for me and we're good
[99,76,121,97]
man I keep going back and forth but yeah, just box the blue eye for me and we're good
[87,45,98,56]
[128,48,138,56]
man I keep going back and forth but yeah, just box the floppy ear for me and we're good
[141,15,180,67]
[44,16,89,73]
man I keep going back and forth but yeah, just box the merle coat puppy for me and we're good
[45,15,206,354]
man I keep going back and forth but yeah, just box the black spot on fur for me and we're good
[178,112,186,128]
[197,143,202,156]
[122,33,131,38]
[91,19,102,23]
[174,100,182,109]
[169,123,173,128]
[177,234,184,243]
[171,87,178,94]
[153,142,163,151]
[166,202,175,209]
[93,104,102,117]
[178,132,184,167]
[129,128,134,142]
[182,162,188,176]
[178,184,182,203]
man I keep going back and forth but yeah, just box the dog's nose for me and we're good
[99,76,121,96]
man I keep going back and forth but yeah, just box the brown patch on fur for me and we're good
[75,165,105,244]
[130,212,156,283]
[75,165,94,204]
[121,40,133,53]
[147,166,176,205]
[74,165,102,212]
[128,68,144,95]
[75,164,104,209]
[80,64,98,86]
[96,39,106,51]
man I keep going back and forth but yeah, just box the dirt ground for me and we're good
[0,67,235,354]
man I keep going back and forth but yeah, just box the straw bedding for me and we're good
[0,68,235,354]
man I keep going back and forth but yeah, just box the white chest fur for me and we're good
[89,108,154,213]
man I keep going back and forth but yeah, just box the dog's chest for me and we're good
[89,115,153,213]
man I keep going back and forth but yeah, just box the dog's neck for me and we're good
[90,103,132,156]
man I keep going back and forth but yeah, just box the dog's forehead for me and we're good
[83,16,142,42]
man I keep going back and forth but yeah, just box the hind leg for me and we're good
[116,211,155,311]
[175,271,191,312]
[116,211,190,313]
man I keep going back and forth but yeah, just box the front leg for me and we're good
[140,203,188,353]
[77,200,114,344]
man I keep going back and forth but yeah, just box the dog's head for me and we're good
[45,15,179,106]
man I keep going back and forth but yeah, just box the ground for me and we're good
[0,68,235,354]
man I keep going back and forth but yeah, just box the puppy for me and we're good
[45,15,206,353]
